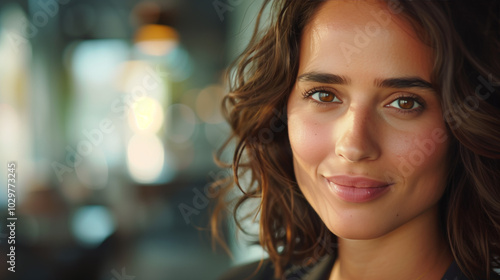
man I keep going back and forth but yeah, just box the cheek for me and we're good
[385,125,450,186]
[287,110,332,168]
[288,111,333,211]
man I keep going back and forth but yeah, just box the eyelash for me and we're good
[301,87,340,107]
[387,93,426,114]
[301,88,426,114]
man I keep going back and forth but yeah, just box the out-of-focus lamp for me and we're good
[134,24,179,56]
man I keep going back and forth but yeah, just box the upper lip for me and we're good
[325,175,391,188]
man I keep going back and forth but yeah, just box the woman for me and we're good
[212,0,500,279]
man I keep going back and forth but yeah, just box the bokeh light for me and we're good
[0,0,242,277]
[71,205,115,247]
[134,24,179,56]
[126,134,165,183]
[115,60,167,103]
[72,39,130,86]
[127,97,164,133]
[0,103,22,158]
[195,85,225,124]
[0,3,33,57]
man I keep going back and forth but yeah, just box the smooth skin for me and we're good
[287,1,453,279]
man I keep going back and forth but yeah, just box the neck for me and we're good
[329,206,452,280]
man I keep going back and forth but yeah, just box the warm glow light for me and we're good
[114,60,166,102]
[134,24,179,56]
[128,97,164,133]
[114,60,149,91]
[127,134,164,183]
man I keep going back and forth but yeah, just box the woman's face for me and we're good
[287,0,450,239]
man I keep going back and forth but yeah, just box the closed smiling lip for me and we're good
[326,175,391,188]
[324,175,393,203]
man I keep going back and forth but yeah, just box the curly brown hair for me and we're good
[211,0,500,279]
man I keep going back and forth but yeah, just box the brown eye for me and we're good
[310,91,341,103]
[319,92,334,102]
[387,96,422,111]
[398,98,415,109]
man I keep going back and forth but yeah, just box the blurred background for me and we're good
[0,0,267,279]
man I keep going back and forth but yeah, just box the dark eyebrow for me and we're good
[374,77,434,90]
[297,72,351,85]
[298,72,435,92]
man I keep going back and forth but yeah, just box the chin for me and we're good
[321,211,402,240]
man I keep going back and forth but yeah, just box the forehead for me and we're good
[299,0,433,82]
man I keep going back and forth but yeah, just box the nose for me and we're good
[334,106,381,162]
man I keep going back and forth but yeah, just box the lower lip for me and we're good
[327,180,391,203]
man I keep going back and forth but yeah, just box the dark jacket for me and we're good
[219,255,494,280]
